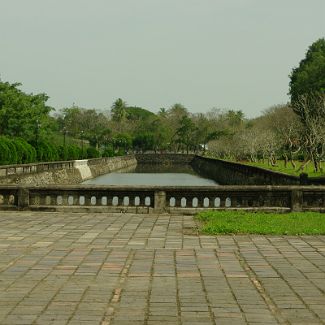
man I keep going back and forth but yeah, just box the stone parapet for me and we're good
[191,156,300,185]
[0,155,137,185]
[0,184,324,214]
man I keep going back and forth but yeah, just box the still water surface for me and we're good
[83,164,217,186]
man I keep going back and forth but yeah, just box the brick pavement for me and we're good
[0,211,325,324]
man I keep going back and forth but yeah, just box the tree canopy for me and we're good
[0,81,52,142]
[289,38,325,102]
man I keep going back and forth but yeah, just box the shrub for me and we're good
[102,145,115,157]
[86,147,101,159]
[0,136,18,164]
[12,138,36,163]
[36,141,59,162]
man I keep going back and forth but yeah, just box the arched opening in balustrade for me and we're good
[169,197,176,207]
[91,196,96,205]
[112,196,119,206]
[181,197,186,207]
[57,195,63,205]
[134,196,140,206]
[8,195,15,205]
[123,196,130,206]
[192,197,198,208]
[79,196,85,205]
[101,196,107,206]
[68,196,74,205]
[145,196,151,206]
[45,195,51,205]
[214,197,221,207]
[203,197,209,208]
[225,197,232,207]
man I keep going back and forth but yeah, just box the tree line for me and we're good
[210,38,325,173]
[0,38,324,173]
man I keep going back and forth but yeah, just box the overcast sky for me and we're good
[1,0,324,117]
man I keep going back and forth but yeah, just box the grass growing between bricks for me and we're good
[196,210,325,235]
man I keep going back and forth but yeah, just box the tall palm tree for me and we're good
[111,98,127,123]
[111,98,127,132]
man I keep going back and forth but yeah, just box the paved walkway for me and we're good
[0,212,325,325]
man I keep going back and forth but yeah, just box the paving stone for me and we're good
[1,211,325,324]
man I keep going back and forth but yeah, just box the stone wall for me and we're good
[1,184,325,213]
[88,156,137,178]
[191,156,300,185]
[0,156,137,185]
[136,154,302,185]
[135,153,195,165]
[0,153,322,186]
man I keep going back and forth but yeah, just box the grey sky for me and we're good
[1,0,324,117]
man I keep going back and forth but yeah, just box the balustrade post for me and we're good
[291,189,303,212]
[18,187,30,210]
[154,191,166,213]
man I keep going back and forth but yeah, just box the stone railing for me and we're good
[0,161,75,177]
[0,185,324,214]
[0,155,137,185]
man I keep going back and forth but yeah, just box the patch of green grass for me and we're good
[243,160,324,177]
[196,210,325,235]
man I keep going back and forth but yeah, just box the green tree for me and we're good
[289,39,325,172]
[289,38,325,102]
[111,98,127,123]
[175,116,196,154]
[112,133,132,154]
[125,106,155,121]
[60,106,109,149]
[0,81,52,142]
[133,132,155,152]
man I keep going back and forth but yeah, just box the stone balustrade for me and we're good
[0,185,324,214]
[0,161,75,177]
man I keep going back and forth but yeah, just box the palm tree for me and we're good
[111,98,127,123]
[111,98,127,132]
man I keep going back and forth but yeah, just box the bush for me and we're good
[102,145,115,157]
[67,145,83,160]
[0,136,18,164]
[86,147,101,159]
[12,138,36,164]
[58,144,83,161]
[36,141,59,162]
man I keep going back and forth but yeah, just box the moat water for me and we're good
[82,164,218,186]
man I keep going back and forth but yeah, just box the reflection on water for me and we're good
[83,164,218,186]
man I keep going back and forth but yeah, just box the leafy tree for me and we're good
[125,106,155,121]
[112,133,132,154]
[0,81,52,142]
[60,106,109,148]
[192,113,226,153]
[289,38,325,102]
[289,39,325,172]
[86,147,101,159]
[175,116,197,154]
[99,128,112,149]
[133,132,155,152]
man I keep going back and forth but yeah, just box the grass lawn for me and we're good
[196,210,325,235]
[242,160,324,177]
